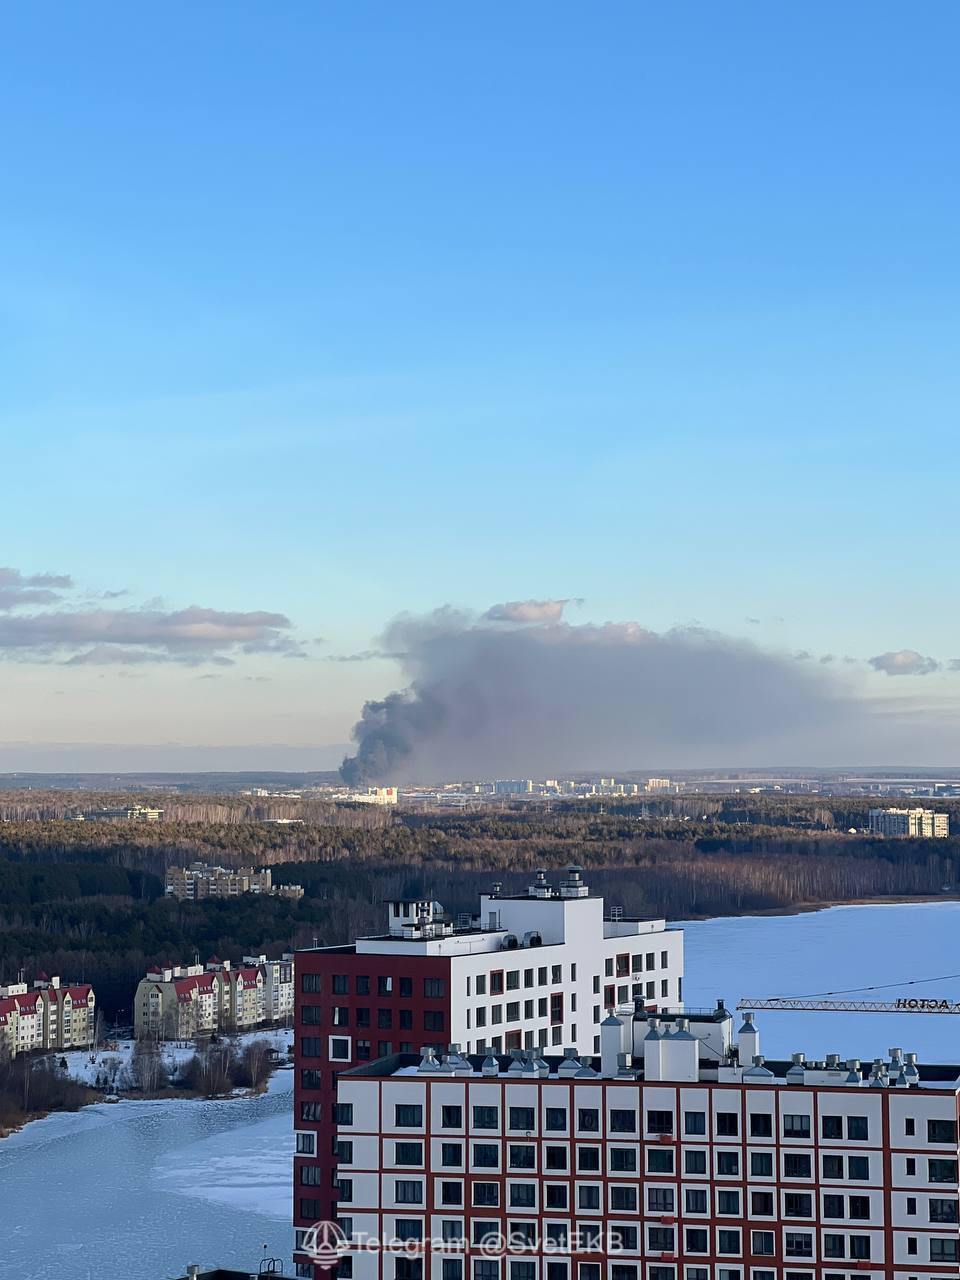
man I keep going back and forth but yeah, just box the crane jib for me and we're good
[737,996,960,1014]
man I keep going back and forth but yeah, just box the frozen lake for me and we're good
[2,901,959,1280]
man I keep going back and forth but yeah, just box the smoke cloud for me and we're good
[340,606,869,783]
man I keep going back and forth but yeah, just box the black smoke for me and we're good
[339,606,867,783]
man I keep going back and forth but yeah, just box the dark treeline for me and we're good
[1,797,959,1018]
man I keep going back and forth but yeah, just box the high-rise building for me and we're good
[293,869,684,1270]
[868,809,949,838]
[324,1008,960,1280]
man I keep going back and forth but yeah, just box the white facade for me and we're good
[868,808,949,838]
[354,870,683,1059]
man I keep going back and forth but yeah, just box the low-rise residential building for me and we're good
[319,1006,960,1280]
[134,953,294,1040]
[0,974,96,1057]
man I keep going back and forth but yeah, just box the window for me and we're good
[929,1118,958,1143]
[333,975,349,995]
[424,1011,445,1032]
[645,1225,673,1253]
[395,1260,422,1280]
[378,1008,393,1028]
[394,1219,423,1242]
[336,1178,352,1203]
[784,1153,812,1178]
[356,1039,371,1060]
[545,1107,567,1131]
[355,1009,370,1028]
[717,1190,740,1214]
[300,1068,322,1089]
[849,1236,871,1261]
[300,1165,324,1185]
[490,972,504,995]
[577,1146,599,1170]
[423,977,446,998]
[400,1010,412,1029]
[611,1186,637,1211]
[441,1105,463,1128]
[930,1197,959,1223]
[905,1157,916,1175]
[750,1113,773,1138]
[299,1197,322,1219]
[394,1179,423,1204]
[610,1109,636,1133]
[506,1002,520,1022]
[646,1109,673,1135]
[821,1115,843,1140]
[300,1036,323,1057]
[473,1182,499,1207]
[685,1149,707,1175]
[751,1232,775,1256]
[822,1195,844,1219]
[717,1230,741,1255]
[510,1265,535,1280]
[610,1267,637,1280]
[823,1235,845,1259]
[685,1111,706,1135]
[394,1141,423,1165]
[441,1143,462,1167]
[649,1188,675,1212]
[356,975,370,995]
[509,1107,535,1131]
[848,1196,870,1220]
[441,1220,463,1244]
[399,977,413,997]
[296,1132,316,1155]
[578,1185,600,1209]
[822,1155,843,1179]
[473,1106,498,1130]
[395,1104,423,1127]
[610,1147,637,1171]
[847,1115,869,1141]
[333,1102,353,1125]
[440,1182,463,1206]
[750,1152,773,1177]
[578,1108,600,1132]
[648,1148,674,1174]
[508,1144,535,1169]
[474,1264,499,1280]
[930,1158,959,1183]
[847,1156,869,1180]
[716,1112,739,1136]
[545,1146,567,1170]
[686,1229,709,1253]
[546,1265,568,1280]
[301,973,322,993]
[686,1188,707,1213]
[931,1240,959,1263]
[784,1193,812,1219]
[472,1144,498,1168]
[301,1005,323,1025]
[543,1183,567,1209]
[330,1037,350,1060]
[717,1151,739,1176]
[578,1224,601,1252]
[751,1192,774,1216]
[443,1263,464,1280]
[506,969,520,990]
[510,1221,536,1247]
[783,1114,811,1139]
[784,1233,813,1258]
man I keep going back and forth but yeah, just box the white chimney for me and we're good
[600,1012,625,1076]
[738,1012,759,1066]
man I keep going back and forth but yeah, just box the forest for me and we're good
[1,793,958,1018]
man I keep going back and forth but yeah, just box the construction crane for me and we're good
[738,996,960,1015]
[738,971,960,1016]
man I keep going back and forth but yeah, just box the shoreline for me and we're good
[0,1031,293,1140]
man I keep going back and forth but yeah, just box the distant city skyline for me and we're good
[2,4,960,768]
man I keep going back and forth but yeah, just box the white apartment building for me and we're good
[350,869,684,1058]
[868,809,949,838]
[324,1007,960,1280]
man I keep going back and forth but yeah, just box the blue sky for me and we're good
[2,3,959,769]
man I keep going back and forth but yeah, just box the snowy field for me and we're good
[59,1025,294,1089]
[2,902,959,1280]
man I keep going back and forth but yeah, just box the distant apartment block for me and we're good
[133,953,294,1041]
[494,780,535,795]
[164,861,303,900]
[0,973,96,1057]
[348,787,399,806]
[72,804,164,822]
[645,777,674,793]
[868,808,949,838]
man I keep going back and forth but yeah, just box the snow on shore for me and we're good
[58,1026,293,1089]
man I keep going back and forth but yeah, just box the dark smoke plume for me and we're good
[340,607,869,783]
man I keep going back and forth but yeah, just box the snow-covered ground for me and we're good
[58,1025,293,1090]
